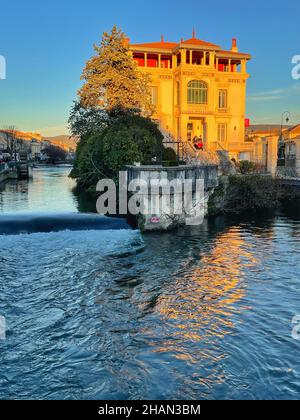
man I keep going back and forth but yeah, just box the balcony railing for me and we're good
[184,105,211,115]
[216,107,230,114]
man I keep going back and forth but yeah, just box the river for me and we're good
[0,166,300,399]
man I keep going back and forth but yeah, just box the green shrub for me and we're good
[162,161,179,167]
[162,147,177,162]
[225,175,283,213]
[238,160,257,174]
[72,114,163,189]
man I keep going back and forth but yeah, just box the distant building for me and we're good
[31,139,43,159]
[283,124,300,140]
[129,33,251,159]
[0,133,6,151]
[0,130,77,160]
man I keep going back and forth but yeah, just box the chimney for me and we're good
[231,38,238,52]
[161,35,164,43]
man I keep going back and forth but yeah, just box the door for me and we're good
[187,123,193,141]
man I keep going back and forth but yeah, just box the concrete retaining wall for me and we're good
[126,164,219,231]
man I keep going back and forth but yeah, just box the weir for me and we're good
[0,213,130,235]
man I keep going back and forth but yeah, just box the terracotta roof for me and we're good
[181,38,220,48]
[131,37,220,50]
[130,41,178,50]
[130,38,250,57]
[218,49,251,58]
[285,124,300,132]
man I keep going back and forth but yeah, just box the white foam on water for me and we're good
[0,228,142,255]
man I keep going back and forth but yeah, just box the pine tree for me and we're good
[79,26,153,116]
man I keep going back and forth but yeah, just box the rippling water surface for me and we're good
[1,167,300,399]
[0,166,78,213]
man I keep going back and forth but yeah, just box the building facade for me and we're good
[129,33,251,158]
[0,133,6,151]
[31,139,43,159]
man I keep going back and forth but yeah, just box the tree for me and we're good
[71,115,163,190]
[78,26,153,116]
[68,100,109,137]
[42,145,67,164]
[68,100,140,138]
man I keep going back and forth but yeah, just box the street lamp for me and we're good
[278,111,291,160]
[280,111,291,140]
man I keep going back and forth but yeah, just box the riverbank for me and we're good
[0,163,18,183]
[0,167,10,183]
[71,170,300,230]
[208,174,300,217]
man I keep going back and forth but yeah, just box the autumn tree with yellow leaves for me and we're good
[78,26,153,116]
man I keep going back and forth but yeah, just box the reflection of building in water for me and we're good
[0,179,29,212]
[155,227,259,350]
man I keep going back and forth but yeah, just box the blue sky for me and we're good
[0,0,299,136]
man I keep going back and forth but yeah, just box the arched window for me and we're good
[187,80,208,104]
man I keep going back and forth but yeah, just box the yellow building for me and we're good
[129,33,251,159]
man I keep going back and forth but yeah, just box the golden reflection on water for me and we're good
[155,227,260,354]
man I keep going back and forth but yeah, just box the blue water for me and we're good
[1,167,300,399]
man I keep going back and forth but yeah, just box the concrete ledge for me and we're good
[126,164,219,190]
[126,164,218,171]
[125,164,219,231]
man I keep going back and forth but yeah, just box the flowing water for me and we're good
[0,166,300,399]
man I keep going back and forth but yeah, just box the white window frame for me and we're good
[187,80,208,105]
[217,123,227,144]
[218,89,227,109]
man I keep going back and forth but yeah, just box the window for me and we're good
[217,123,227,144]
[218,90,227,109]
[187,80,208,104]
[151,86,158,106]
[187,123,193,142]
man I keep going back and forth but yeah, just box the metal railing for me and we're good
[161,140,187,164]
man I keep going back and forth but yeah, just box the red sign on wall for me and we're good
[245,118,250,128]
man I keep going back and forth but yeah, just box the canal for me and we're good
[0,166,300,399]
